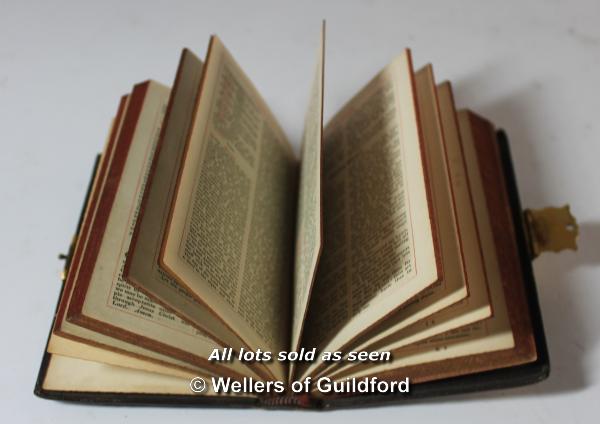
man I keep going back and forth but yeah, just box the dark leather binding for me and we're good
[34,131,549,409]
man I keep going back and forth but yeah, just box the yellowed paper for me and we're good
[326,109,515,382]
[66,82,252,379]
[291,24,325,353]
[300,50,438,379]
[124,51,249,359]
[161,37,297,380]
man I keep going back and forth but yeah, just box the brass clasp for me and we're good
[58,235,78,283]
[524,205,578,258]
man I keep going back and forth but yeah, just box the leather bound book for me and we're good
[35,26,578,409]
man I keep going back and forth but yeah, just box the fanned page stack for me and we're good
[36,26,553,409]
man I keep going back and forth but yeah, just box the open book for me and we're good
[36,26,570,408]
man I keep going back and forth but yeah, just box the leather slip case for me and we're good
[34,130,553,409]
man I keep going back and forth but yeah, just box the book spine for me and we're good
[259,394,314,409]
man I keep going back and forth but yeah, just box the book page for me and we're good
[310,75,496,382]
[42,354,222,396]
[123,50,258,372]
[53,94,237,379]
[64,81,255,380]
[47,333,201,381]
[311,81,497,380]
[323,109,516,384]
[299,51,439,379]
[290,24,324,353]
[350,79,493,350]
[43,354,195,395]
[325,65,471,348]
[161,37,297,380]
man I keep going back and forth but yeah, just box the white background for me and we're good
[1,0,599,422]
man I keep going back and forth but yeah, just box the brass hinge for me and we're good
[524,205,579,259]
